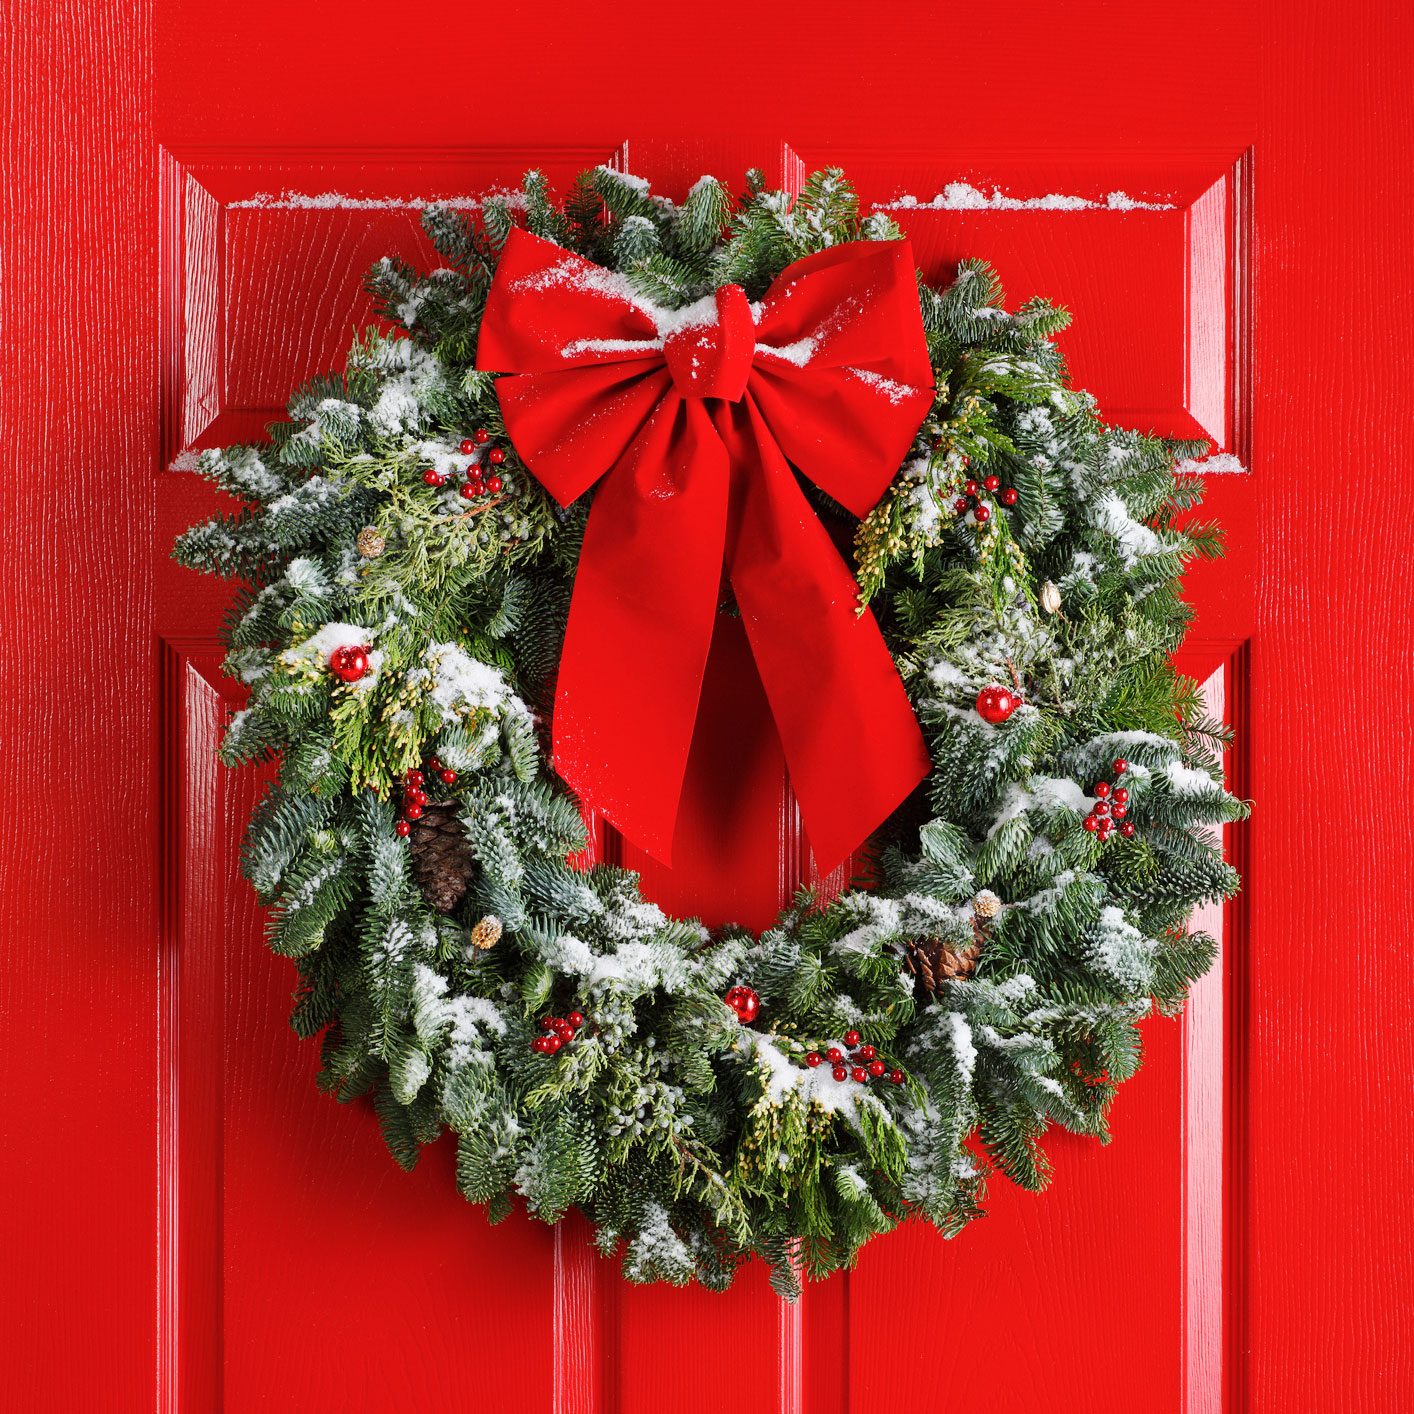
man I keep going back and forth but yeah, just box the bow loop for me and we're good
[478,226,934,871]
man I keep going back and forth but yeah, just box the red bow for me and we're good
[477,227,934,872]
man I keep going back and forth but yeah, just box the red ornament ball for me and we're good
[1120,821,1136,838]
[1083,815,1100,833]
[459,438,477,455]
[868,1060,887,1078]
[888,1069,905,1085]
[328,645,370,683]
[1092,800,1109,818]
[805,1051,822,1068]
[954,497,969,513]
[473,428,491,445]
[402,802,423,821]
[394,820,411,838]
[975,685,1021,724]
[1112,787,1128,804]
[407,789,428,807]
[851,1067,869,1084]
[826,1047,843,1064]
[973,504,991,524]
[832,1066,848,1082]
[725,986,760,1023]
[1111,804,1128,820]
[1094,781,1110,798]
[406,769,425,787]
[423,468,446,486]
[983,474,1001,492]
[858,1044,876,1061]
[540,1016,559,1031]
[439,768,458,785]
[1001,487,1018,506]
[487,447,507,465]
[964,480,979,496]
[543,1034,563,1055]
[843,1029,861,1047]
[486,475,504,494]
[566,1011,586,1029]
[460,482,481,500]
[554,1022,575,1042]
[1113,758,1129,774]
[427,756,443,770]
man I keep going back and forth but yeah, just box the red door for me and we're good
[5,4,1412,1411]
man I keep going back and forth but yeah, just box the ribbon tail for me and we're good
[552,398,730,866]
[718,400,931,874]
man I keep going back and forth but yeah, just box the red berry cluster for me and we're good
[393,755,459,839]
[1081,758,1134,842]
[532,1010,587,1055]
[803,1029,905,1086]
[724,985,760,1023]
[952,467,1018,525]
[420,428,507,499]
[328,644,371,684]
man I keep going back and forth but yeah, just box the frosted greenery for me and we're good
[175,166,1247,1296]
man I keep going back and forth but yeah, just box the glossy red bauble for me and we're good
[472,428,491,444]
[858,1044,876,1061]
[1113,758,1129,774]
[843,1029,861,1047]
[487,447,507,465]
[328,645,370,683]
[889,1070,905,1085]
[1112,787,1128,804]
[975,685,1021,724]
[566,1011,586,1029]
[954,497,969,512]
[724,986,760,1023]
[405,769,424,787]
[983,474,1000,491]
[1120,821,1136,838]
[486,475,503,493]
[423,468,446,486]
[805,1051,822,1068]
[831,1066,848,1082]
[403,802,423,820]
[459,482,480,500]
[1001,487,1019,506]
[851,1067,869,1083]
[459,438,477,454]
[1083,815,1100,832]
[973,504,991,523]
[439,769,458,785]
[868,1060,887,1078]
[1094,781,1110,798]
[826,1047,843,1064]
[394,820,411,838]
[964,480,978,496]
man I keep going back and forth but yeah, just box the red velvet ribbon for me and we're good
[477,227,934,872]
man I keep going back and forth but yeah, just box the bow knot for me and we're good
[662,284,755,402]
[477,227,935,872]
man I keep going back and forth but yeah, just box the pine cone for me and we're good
[906,929,982,999]
[409,800,476,913]
[356,526,386,558]
[469,914,502,951]
[971,889,1002,920]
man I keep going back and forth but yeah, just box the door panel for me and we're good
[7,3,1413,1411]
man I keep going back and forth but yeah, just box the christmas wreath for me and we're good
[175,166,1246,1295]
